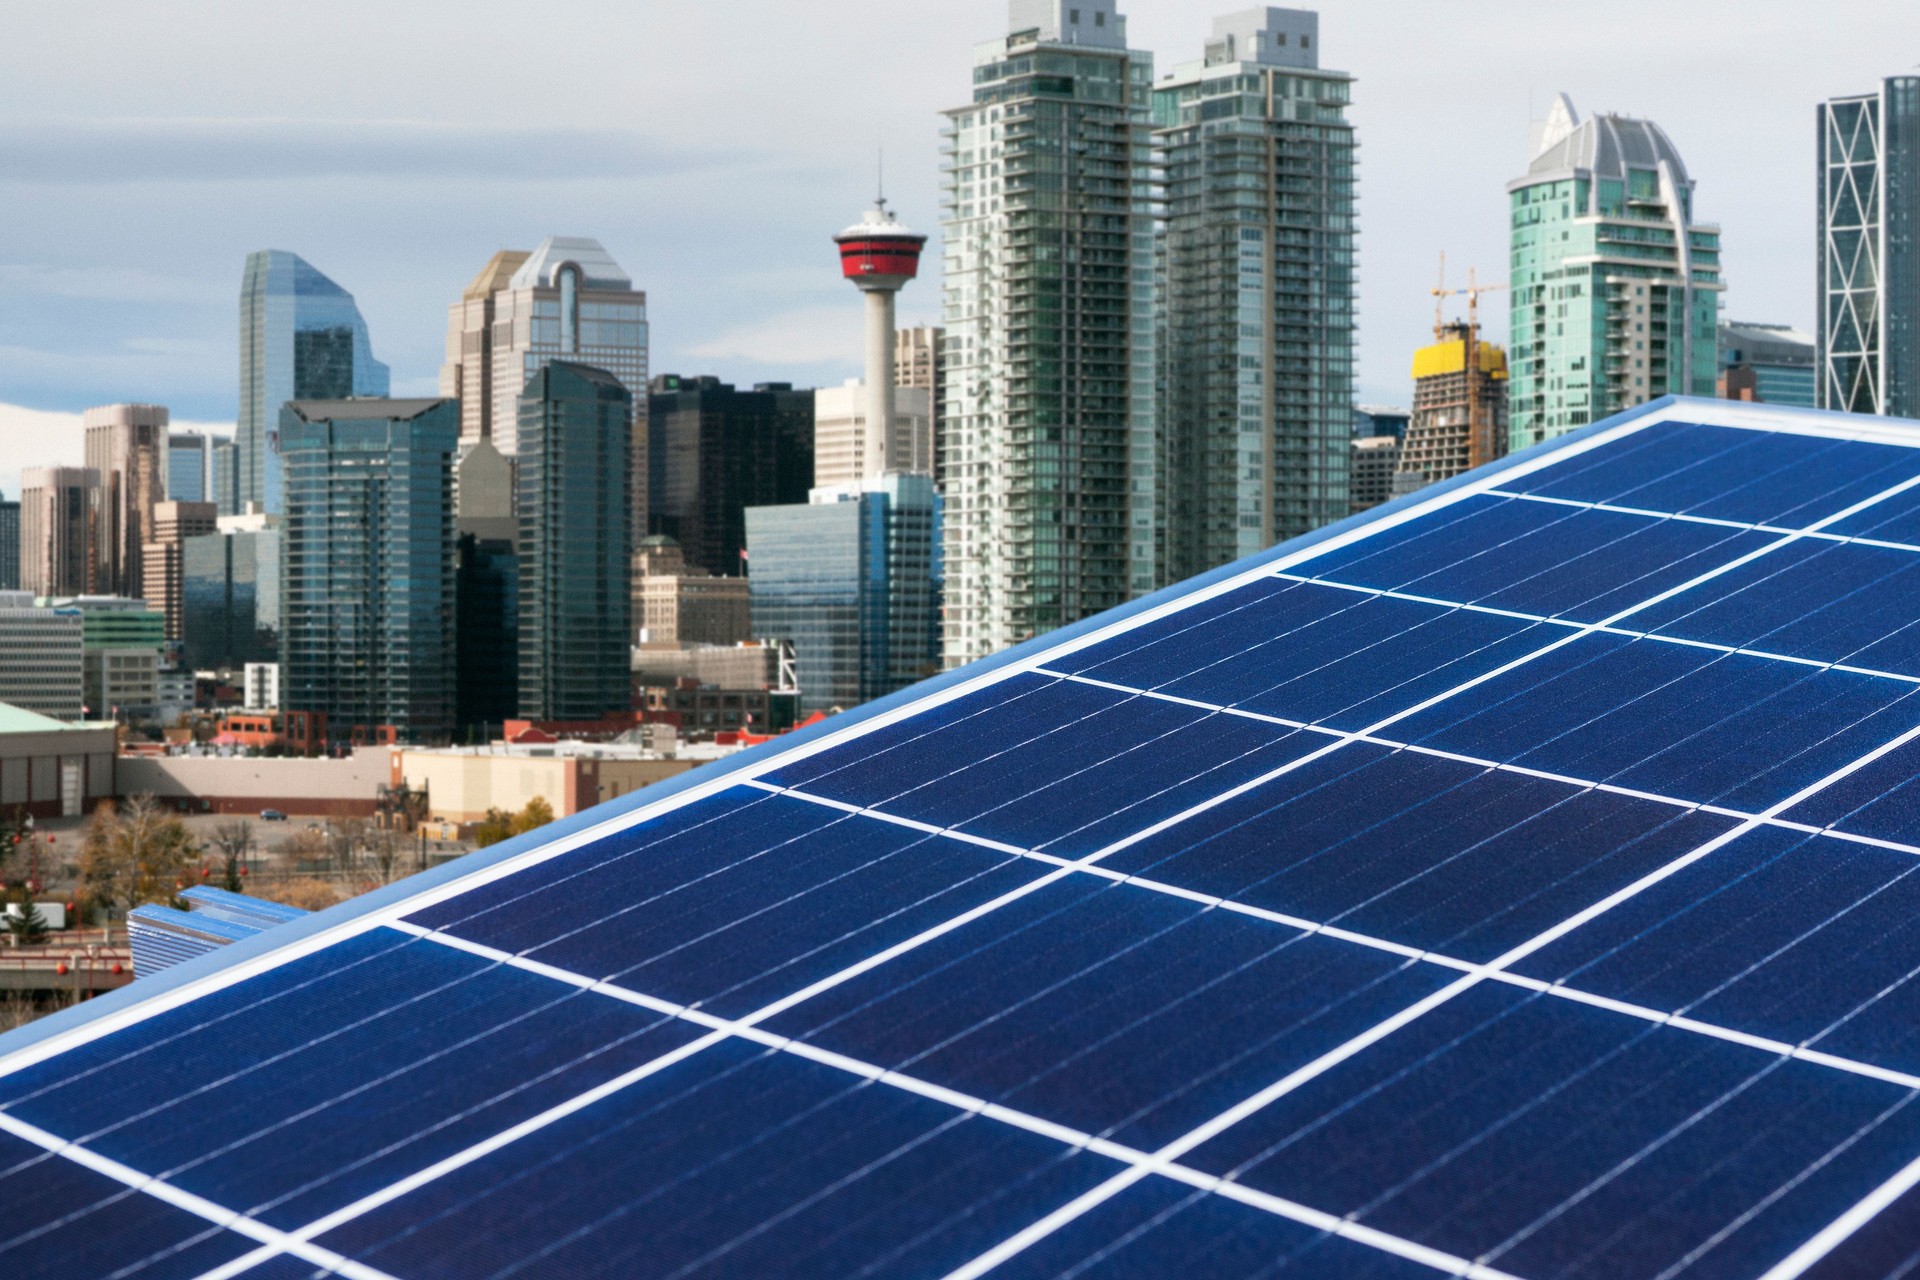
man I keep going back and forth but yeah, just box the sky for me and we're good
[4,0,1917,496]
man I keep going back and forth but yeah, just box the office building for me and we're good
[1508,95,1722,448]
[1398,323,1510,489]
[747,474,940,714]
[812,381,935,489]
[516,363,633,723]
[237,250,391,514]
[942,0,1158,666]
[1155,6,1357,581]
[0,494,17,591]
[1818,77,1919,416]
[54,596,164,722]
[1720,321,1817,407]
[141,500,218,645]
[244,662,281,712]
[1349,435,1401,514]
[181,511,282,673]
[168,431,209,503]
[1353,405,1409,440]
[633,538,752,648]
[19,466,97,598]
[0,592,83,721]
[454,439,519,740]
[643,376,814,577]
[280,398,457,745]
[897,326,950,486]
[210,438,238,516]
[440,249,533,449]
[84,403,168,600]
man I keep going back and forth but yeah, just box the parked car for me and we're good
[259,809,288,821]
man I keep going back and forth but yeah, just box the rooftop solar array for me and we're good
[10,398,1920,1279]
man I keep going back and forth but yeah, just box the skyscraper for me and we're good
[279,398,456,745]
[210,437,238,517]
[167,431,208,504]
[642,376,814,577]
[141,500,217,646]
[180,511,281,673]
[0,494,18,591]
[85,403,168,600]
[453,438,519,741]
[516,363,633,723]
[1508,95,1722,448]
[1155,6,1357,580]
[1817,77,1920,417]
[19,467,97,598]
[237,250,390,514]
[941,0,1158,666]
[1398,323,1510,490]
[441,249,532,449]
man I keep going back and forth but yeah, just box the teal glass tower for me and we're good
[516,362,633,723]
[237,251,390,515]
[1507,96,1722,448]
[279,398,456,745]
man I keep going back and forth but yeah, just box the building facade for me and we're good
[440,249,533,449]
[237,250,390,514]
[84,403,169,601]
[48,596,162,722]
[211,438,238,517]
[1720,321,1817,407]
[1353,405,1409,440]
[181,512,282,673]
[1155,6,1356,582]
[1398,323,1510,489]
[1508,95,1722,448]
[279,398,457,744]
[0,495,17,591]
[941,0,1158,666]
[811,381,935,488]
[633,538,752,648]
[1349,434,1401,514]
[453,439,519,742]
[643,376,815,577]
[0,592,83,721]
[19,466,97,598]
[516,363,634,723]
[1818,77,1920,417]
[747,473,940,714]
[141,500,218,645]
[168,431,209,504]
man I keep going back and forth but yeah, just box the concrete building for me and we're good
[398,740,731,829]
[59,596,164,723]
[85,403,169,601]
[1508,95,1722,448]
[633,538,751,647]
[210,438,237,517]
[181,510,281,673]
[0,593,83,721]
[243,663,281,711]
[1818,77,1920,416]
[942,0,1159,666]
[1156,6,1357,581]
[747,473,941,714]
[280,398,457,745]
[168,431,209,504]
[632,640,786,693]
[116,750,391,818]
[440,249,533,449]
[516,363,633,723]
[1349,435,1402,514]
[811,381,935,489]
[1720,321,1817,407]
[237,250,390,514]
[1398,324,1510,490]
[643,376,814,577]
[0,702,115,819]
[897,326,949,487]
[19,466,98,598]
[0,493,17,591]
[142,500,218,645]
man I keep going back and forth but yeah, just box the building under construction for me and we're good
[1398,322,1510,489]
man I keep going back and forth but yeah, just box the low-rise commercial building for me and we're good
[0,701,116,819]
[397,740,739,829]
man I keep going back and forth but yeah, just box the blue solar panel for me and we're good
[9,399,1920,1280]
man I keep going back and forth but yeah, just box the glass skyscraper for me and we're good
[0,496,17,591]
[1154,7,1356,580]
[1818,77,1920,417]
[941,0,1158,667]
[1507,95,1722,447]
[515,363,633,723]
[180,515,281,672]
[167,431,208,504]
[279,398,456,744]
[237,250,390,515]
[746,474,941,715]
[210,438,238,517]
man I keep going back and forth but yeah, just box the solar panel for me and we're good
[8,397,1920,1279]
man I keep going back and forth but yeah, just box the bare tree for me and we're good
[210,820,253,892]
[77,795,198,918]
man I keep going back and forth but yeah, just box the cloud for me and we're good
[686,306,866,367]
[0,402,230,498]
[0,117,752,186]
[0,264,226,306]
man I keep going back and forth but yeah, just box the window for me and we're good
[1300,34,1309,47]
[1095,10,1105,25]
[1069,7,1079,21]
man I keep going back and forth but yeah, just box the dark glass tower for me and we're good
[279,398,456,744]
[517,363,633,722]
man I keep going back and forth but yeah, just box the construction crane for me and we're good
[1430,254,1510,468]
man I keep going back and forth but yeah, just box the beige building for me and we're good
[397,742,727,827]
[142,500,218,643]
[85,403,169,600]
[441,251,532,451]
[117,750,392,818]
[19,466,98,597]
[631,536,750,647]
[0,701,115,819]
[811,380,933,489]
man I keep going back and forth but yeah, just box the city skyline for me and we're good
[4,0,1915,499]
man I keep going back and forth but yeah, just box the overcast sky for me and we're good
[4,0,1916,495]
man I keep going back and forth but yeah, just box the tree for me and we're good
[473,797,556,849]
[210,820,253,892]
[510,797,555,837]
[6,897,48,947]
[77,795,199,918]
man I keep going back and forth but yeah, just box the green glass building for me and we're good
[1508,95,1723,448]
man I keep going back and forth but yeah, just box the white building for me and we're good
[811,380,933,489]
[0,592,83,721]
[244,662,282,711]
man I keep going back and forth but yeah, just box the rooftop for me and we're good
[509,236,632,291]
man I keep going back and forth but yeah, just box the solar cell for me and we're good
[9,398,1920,1280]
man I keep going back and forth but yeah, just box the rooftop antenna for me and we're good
[876,147,887,215]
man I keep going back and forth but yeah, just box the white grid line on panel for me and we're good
[1485,488,1920,556]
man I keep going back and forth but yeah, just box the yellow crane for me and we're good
[1430,254,1510,468]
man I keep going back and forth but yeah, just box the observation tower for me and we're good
[834,199,927,478]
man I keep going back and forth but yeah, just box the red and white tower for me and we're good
[834,199,927,479]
